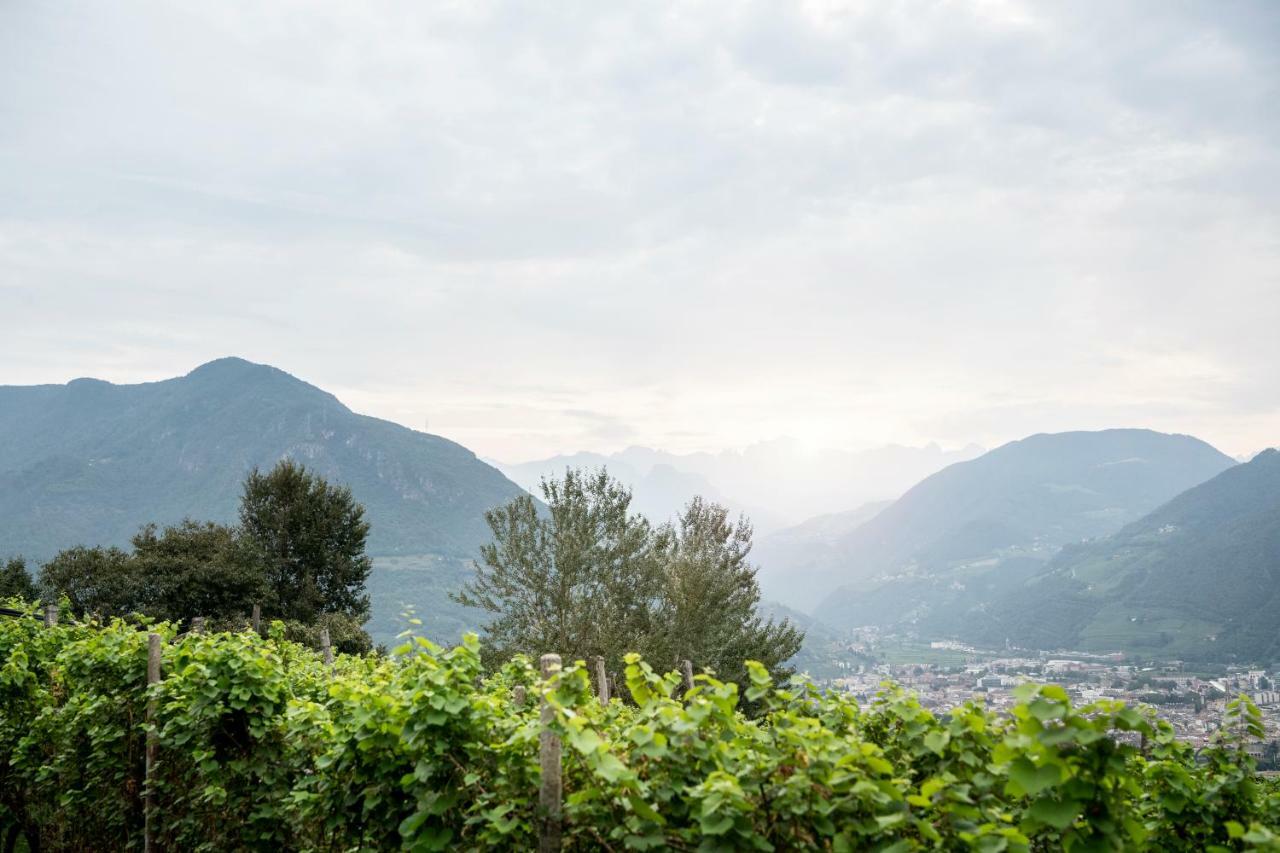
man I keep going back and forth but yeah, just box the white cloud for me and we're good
[1,0,1277,459]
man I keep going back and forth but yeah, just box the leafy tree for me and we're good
[130,520,267,623]
[239,460,373,623]
[0,557,37,601]
[654,497,804,687]
[37,545,138,616]
[456,469,804,682]
[454,468,667,669]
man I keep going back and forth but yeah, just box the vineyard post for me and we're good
[539,653,563,852]
[144,632,162,853]
[682,660,694,696]
[44,604,59,627]
[513,685,527,706]
[321,627,334,670]
[594,655,609,705]
[251,603,261,635]
[190,617,205,635]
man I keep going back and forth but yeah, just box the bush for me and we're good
[1,601,1279,851]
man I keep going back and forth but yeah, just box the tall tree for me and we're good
[239,460,373,623]
[456,469,804,684]
[130,520,267,622]
[454,468,667,668]
[0,557,37,601]
[655,497,804,687]
[38,546,138,616]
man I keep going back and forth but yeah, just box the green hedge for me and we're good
[2,602,1279,851]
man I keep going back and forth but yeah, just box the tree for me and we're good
[0,557,37,601]
[239,460,372,623]
[654,497,804,686]
[454,468,667,669]
[456,469,804,684]
[38,545,139,616]
[130,520,267,623]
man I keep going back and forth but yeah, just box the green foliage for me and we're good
[240,459,373,623]
[37,544,139,616]
[455,468,802,682]
[130,520,268,622]
[0,557,36,600]
[3,605,1279,851]
[654,496,805,690]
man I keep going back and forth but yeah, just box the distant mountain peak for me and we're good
[186,356,288,380]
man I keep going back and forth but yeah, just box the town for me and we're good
[822,636,1280,766]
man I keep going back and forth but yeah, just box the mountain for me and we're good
[497,440,982,535]
[0,358,531,645]
[965,447,1280,661]
[811,430,1236,632]
[755,501,893,612]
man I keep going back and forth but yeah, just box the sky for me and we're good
[1,0,1277,462]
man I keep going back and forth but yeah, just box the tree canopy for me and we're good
[240,459,373,623]
[455,468,803,680]
[33,461,372,646]
[0,557,37,601]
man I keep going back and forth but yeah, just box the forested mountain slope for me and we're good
[811,430,1235,631]
[966,447,1280,660]
[0,357,526,561]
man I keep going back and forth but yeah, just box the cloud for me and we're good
[1,0,1276,459]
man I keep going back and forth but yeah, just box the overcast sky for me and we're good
[1,1,1277,461]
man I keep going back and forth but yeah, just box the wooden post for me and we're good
[594,655,609,706]
[251,604,261,635]
[320,627,334,668]
[145,632,162,853]
[44,604,59,627]
[513,685,527,706]
[189,617,205,635]
[539,653,563,853]
[682,660,695,696]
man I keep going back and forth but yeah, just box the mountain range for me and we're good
[0,357,528,645]
[0,357,525,559]
[963,448,1280,661]
[496,440,982,535]
[4,358,1275,662]
[807,430,1237,633]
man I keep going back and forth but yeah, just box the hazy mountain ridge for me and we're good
[497,440,982,536]
[962,447,1280,660]
[810,430,1237,631]
[0,357,527,561]
[754,501,893,612]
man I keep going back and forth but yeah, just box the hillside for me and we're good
[965,447,1280,660]
[811,430,1236,631]
[755,501,892,612]
[0,358,527,604]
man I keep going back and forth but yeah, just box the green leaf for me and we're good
[1007,758,1060,796]
[1028,796,1078,830]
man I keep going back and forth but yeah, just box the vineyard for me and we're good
[2,602,1280,851]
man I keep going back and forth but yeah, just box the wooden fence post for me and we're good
[251,604,261,635]
[594,655,609,705]
[44,604,59,627]
[682,660,695,696]
[145,632,162,853]
[513,685,527,706]
[539,653,563,852]
[189,617,205,635]
[320,627,334,669]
